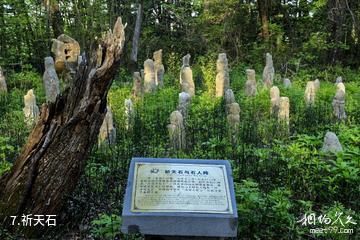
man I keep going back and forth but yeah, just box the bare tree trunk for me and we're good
[257,0,270,41]
[130,2,144,71]
[0,17,125,237]
[43,0,64,37]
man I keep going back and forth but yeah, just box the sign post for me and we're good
[121,158,238,239]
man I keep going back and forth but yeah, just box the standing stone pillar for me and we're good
[314,79,320,90]
[23,89,40,127]
[278,97,290,125]
[225,89,236,114]
[304,81,317,106]
[245,69,257,96]
[125,99,135,130]
[332,82,346,120]
[132,72,143,99]
[270,86,280,116]
[43,57,60,103]
[98,106,117,145]
[167,111,186,151]
[0,67,7,93]
[335,76,343,85]
[180,54,195,97]
[153,49,165,88]
[177,92,191,119]
[227,103,240,143]
[215,53,230,97]
[262,53,275,88]
[144,59,156,93]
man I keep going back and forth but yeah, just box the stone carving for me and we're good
[23,89,40,127]
[182,54,191,69]
[125,99,135,130]
[51,34,80,73]
[43,57,60,103]
[270,86,280,116]
[283,78,292,88]
[178,92,191,119]
[144,59,156,93]
[321,131,343,153]
[278,97,290,125]
[132,72,143,99]
[332,82,346,120]
[215,53,230,97]
[99,106,116,145]
[225,89,236,114]
[304,81,317,106]
[314,79,320,90]
[0,67,7,93]
[245,69,257,96]
[335,76,343,85]
[167,110,186,151]
[153,49,165,88]
[262,53,275,88]
[227,102,240,142]
[180,54,195,97]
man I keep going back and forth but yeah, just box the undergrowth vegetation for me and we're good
[0,62,359,239]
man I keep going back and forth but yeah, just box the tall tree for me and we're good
[130,1,144,71]
[0,17,125,237]
[257,0,270,41]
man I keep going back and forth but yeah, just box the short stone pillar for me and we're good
[270,86,280,116]
[304,81,317,106]
[245,69,257,96]
[132,71,143,99]
[23,89,40,127]
[321,131,343,153]
[167,111,186,151]
[332,82,346,120]
[177,92,191,119]
[144,59,156,93]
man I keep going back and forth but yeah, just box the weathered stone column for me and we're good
[153,49,165,88]
[180,54,195,97]
[132,71,143,99]
[125,99,135,130]
[167,110,186,151]
[216,53,230,97]
[270,86,280,116]
[144,59,156,93]
[0,67,7,93]
[304,81,317,106]
[332,82,346,120]
[262,53,274,88]
[178,92,191,119]
[23,89,40,127]
[245,69,257,96]
[98,106,117,145]
[43,57,60,103]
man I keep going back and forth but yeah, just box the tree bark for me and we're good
[0,17,125,237]
[130,2,144,71]
[257,0,270,41]
[43,0,64,38]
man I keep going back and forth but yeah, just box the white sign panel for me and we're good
[131,162,233,214]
